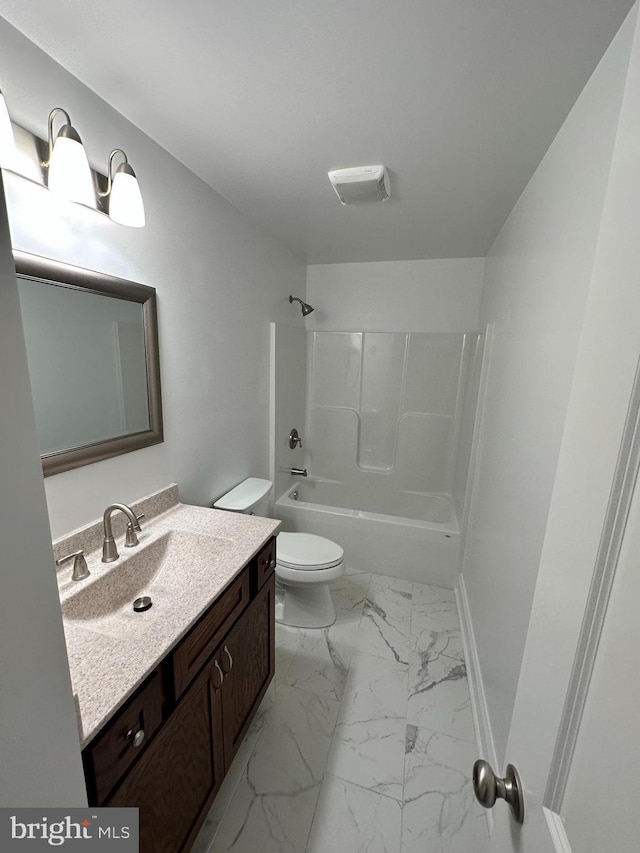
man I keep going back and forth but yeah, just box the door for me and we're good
[221,573,276,768]
[108,662,225,853]
[483,355,640,851]
[477,10,640,843]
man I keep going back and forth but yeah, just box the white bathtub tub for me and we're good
[275,479,460,587]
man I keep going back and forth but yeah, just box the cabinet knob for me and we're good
[269,558,276,569]
[127,728,145,748]
[213,659,225,691]
[222,645,233,674]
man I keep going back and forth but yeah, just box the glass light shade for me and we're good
[48,130,95,207]
[109,165,145,227]
[0,90,15,168]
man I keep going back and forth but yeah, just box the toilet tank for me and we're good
[213,478,272,516]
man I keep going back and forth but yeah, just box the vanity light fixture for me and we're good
[101,148,145,227]
[0,86,15,168]
[46,107,95,207]
[0,84,145,227]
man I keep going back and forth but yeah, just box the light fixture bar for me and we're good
[0,89,144,226]
[5,120,119,219]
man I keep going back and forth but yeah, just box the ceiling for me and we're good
[0,0,634,263]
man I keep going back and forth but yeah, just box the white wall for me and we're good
[0,17,306,539]
[460,10,636,766]
[0,172,87,806]
[306,258,485,333]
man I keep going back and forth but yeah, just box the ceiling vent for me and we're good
[328,165,390,205]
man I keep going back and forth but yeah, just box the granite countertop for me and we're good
[55,484,280,748]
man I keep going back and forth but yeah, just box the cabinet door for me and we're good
[220,573,275,769]
[108,662,225,853]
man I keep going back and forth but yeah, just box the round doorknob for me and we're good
[473,759,524,824]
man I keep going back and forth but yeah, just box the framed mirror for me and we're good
[15,251,163,476]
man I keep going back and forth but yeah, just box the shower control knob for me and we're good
[473,759,524,824]
[288,428,303,449]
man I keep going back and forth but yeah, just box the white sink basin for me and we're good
[62,529,234,637]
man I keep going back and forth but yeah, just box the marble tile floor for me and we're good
[192,571,488,853]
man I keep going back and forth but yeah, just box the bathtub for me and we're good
[275,479,460,587]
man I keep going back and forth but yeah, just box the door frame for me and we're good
[545,354,640,814]
[458,350,640,849]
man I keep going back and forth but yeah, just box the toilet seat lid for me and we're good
[277,532,344,571]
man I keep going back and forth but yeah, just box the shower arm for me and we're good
[288,295,314,316]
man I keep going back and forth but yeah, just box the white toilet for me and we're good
[213,478,344,628]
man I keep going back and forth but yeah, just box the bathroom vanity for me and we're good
[55,485,279,853]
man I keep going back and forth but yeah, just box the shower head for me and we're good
[289,295,314,316]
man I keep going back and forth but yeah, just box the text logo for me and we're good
[2,809,138,850]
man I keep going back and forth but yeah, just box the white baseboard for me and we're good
[456,574,498,834]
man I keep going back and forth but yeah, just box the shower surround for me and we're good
[306,332,473,503]
[274,328,481,586]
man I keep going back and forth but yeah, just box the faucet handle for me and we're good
[56,550,90,582]
[125,514,144,548]
[124,512,144,548]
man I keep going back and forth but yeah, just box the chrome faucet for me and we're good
[102,503,142,562]
[289,467,308,477]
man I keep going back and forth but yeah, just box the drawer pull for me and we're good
[213,659,225,691]
[127,729,145,749]
[222,645,233,674]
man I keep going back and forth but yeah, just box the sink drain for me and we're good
[133,596,152,612]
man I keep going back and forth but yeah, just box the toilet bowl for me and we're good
[213,478,344,628]
[275,531,344,627]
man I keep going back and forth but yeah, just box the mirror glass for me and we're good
[15,252,163,476]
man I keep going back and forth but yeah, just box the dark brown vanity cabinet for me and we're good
[220,572,275,767]
[82,538,276,853]
[107,663,225,853]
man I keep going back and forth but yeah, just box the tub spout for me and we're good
[289,467,308,477]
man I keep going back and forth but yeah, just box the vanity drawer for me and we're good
[172,570,250,699]
[87,670,164,805]
[254,537,276,591]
